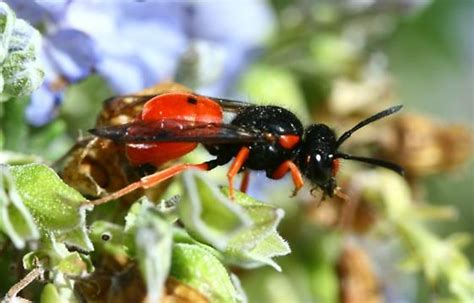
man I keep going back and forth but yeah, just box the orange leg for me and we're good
[88,162,209,206]
[240,170,250,193]
[271,160,304,196]
[227,147,250,199]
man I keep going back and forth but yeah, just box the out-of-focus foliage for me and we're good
[234,1,473,302]
[0,1,472,302]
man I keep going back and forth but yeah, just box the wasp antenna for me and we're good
[336,105,403,148]
[335,153,405,176]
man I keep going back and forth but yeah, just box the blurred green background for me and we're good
[386,0,473,261]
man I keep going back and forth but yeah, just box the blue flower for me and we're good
[7,0,275,126]
[26,84,64,126]
[182,1,275,96]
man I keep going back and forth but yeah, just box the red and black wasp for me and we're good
[89,92,404,205]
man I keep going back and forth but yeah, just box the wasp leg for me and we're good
[88,162,212,206]
[271,160,304,197]
[227,147,250,199]
[240,170,250,193]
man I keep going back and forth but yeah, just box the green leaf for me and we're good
[126,196,180,227]
[40,284,61,303]
[22,250,49,270]
[221,189,291,271]
[23,237,93,278]
[0,164,39,248]
[171,243,240,303]
[178,171,251,250]
[178,170,290,271]
[172,227,224,261]
[125,200,173,303]
[0,3,44,101]
[56,252,93,276]
[8,164,92,251]
[41,272,79,303]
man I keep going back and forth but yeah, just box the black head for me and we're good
[298,105,405,197]
[297,124,338,196]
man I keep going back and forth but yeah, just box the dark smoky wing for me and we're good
[89,119,264,144]
[101,93,255,113]
[204,96,254,113]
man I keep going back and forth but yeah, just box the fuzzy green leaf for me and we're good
[171,243,241,303]
[172,227,224,261]
[0,3,44,101]
[178,171,251,250]
[125,200,173,303]
[56,251,93,276]
[0,164,39,248]
[23,238,94,279]
[179,170,290,271]
[222,189,291,271]
[8,164,92,251]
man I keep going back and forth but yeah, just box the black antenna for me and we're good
[335,153,405,176]
[336,105,403,148]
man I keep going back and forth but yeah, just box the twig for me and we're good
[4,267,44,301]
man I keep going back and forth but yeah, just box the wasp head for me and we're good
[297,105,405,198]
[298,124,339,197]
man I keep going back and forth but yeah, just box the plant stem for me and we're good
[5,267,44,300]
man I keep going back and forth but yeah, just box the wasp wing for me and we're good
[102,93,253,114]
[89,119,264,144]
[204,96,253,112]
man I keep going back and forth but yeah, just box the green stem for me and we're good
[0,101,4,150]
[1,97,29,152]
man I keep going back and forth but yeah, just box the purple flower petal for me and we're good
[188,0,276,46]
[45,29,99,82]
[96,55,149,94]
[26,84,63,126]
[4,0,47,26]
[12,1,276,125]
[63,1,188,93]
[5,0,71,26]
[194,44,256,96]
